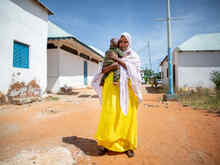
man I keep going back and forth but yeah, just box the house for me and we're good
[47,21,104,93]
[160,33,220,90]
[160,55,169,85]
[0,0,53,103]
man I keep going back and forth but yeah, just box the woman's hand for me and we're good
[117,59,127,70]
[108,52,127,70]
[102,62,119,74]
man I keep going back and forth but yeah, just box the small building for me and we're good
[160,33,220,90]
[47,21,104,93]
[0,0,53,101]
[160,55,169,85]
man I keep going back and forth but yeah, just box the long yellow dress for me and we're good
[95,72,138,152]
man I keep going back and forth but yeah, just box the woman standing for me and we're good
[92,32,142,158]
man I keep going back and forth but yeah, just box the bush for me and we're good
[177,88,220,113]
[210,71,220,90]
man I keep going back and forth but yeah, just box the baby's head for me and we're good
[110,38,119,48]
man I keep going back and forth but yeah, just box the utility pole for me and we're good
[155,0,183,98]
[167,0,174,96]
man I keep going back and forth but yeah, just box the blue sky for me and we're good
[42,0,220,72]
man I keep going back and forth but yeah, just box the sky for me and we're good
[41,0,220,72]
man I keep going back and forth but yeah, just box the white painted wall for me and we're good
[47,49,60,93]
[176,52,220,89]
[47,47,99,93]
[178,66,220,88]
[59,48,84,89]
[88,60,99,85]
[0,0,48,95]
[161,62,169,85]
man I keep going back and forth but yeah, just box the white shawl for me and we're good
[91,32,142,115]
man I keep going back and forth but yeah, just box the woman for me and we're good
[92,32,142,158]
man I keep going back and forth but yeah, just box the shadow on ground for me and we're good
[62,136,124,156]
[62,136,100,156]
[145,86,166,94]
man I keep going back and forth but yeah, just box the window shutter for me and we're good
[13,41,29,68]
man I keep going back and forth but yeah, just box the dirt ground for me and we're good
[0,86,220,165]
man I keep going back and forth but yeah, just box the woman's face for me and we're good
[119,36,129,51]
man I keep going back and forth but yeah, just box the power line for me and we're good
[154,0,183,96]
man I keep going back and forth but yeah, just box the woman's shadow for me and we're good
[62,136,123,156]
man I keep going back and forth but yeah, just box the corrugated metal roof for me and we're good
[178,33,220,51]
[48,21,103,58]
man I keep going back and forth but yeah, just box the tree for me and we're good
[143,69,154,83]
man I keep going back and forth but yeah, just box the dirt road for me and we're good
[0,87,220,165]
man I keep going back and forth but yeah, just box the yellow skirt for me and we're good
[95,72,138,152]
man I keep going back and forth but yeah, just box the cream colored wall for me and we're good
[47,41,100,93]
[0,0,48,95]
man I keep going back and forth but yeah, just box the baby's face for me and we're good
[109,51,117,58]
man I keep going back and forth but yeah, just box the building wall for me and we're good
[47,48,99,93]
[161,62,169,85]
[0,0,48,95]
[59,48,84,89]
[176,52,220,89]
[47,49,60,93]
[87,60,99,85]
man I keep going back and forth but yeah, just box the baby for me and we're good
[100,38,124,86]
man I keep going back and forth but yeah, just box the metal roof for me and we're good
[88,45,105,57]
[48,21,72,38]
[160,55,168,66]
[178,33,220,51]
[33,0,53,15]
[48,21,104,58]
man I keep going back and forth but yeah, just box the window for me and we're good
[13,41,29,68]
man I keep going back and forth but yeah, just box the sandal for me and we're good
[125,150,134,158]
[98,147,108,155]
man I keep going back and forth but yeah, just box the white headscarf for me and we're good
[119,32,143,115]
[91,32,142,115]
[121,32,132,47]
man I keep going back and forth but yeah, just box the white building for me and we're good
[47,21,104,93]
[0,0,53,99]
[160,33,220,90]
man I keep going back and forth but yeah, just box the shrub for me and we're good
[210,71,220,90]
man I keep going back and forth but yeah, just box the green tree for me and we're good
[143,69,154,83]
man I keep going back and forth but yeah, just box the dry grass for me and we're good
[46,96,60,101]
[177,88,220,113]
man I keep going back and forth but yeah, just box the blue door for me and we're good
[84,61,88,85]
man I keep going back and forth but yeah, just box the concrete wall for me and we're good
[47,49,60,93]
[88,60,99,85]
[0,0,48,95]
[59,48,84,89]
[161,62,169,85]
[47,48,99,93]
[176,52,220,89]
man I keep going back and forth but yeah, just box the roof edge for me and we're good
[48,37,104,59]
[160,55,168,66]
[33,0,53,15]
